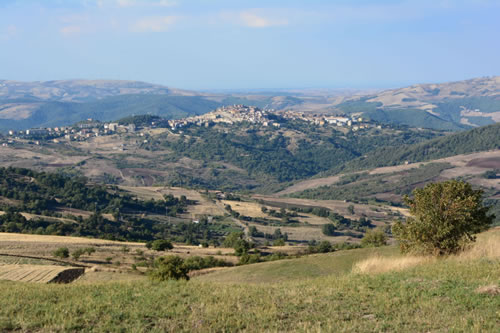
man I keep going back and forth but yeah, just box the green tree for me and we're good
[84,247,96,256]
[151,239,174,252]
[321,223,336,236]
[360,228,387,247]
[53,247,69,259]
[149,256,189,281]
[222,231,244,248]
[273,238,285,246]
[392,180,494,255]
[71,248,86,260]
[233,239,250,256]
[483,170,498,179]
[317,241,332,253]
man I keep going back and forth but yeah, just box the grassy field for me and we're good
[0,233,239,274]
[197,245,399,284]
[0,229,498,332]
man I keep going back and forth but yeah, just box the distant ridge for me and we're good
[335,76,500,130]
[0,76,499,131]
[335,122,500,173]
[0,80,220,130]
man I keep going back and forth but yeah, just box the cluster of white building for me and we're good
[173,105,280,129]
[5,119,140,145]
[2,105,382,148]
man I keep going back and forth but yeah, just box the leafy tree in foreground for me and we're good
[392,180,494,255]
[149,256,189,281]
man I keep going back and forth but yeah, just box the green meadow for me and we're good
[1,229,499,332]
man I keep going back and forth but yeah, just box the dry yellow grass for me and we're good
[0,232,140,245]
[0,232,239,276]
[221,200,272,219]
[458,227,500,260]
[354,227,500,275]
[353,256,433,274]
[120,186,222,217]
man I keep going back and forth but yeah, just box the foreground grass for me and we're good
[1,257,499,332]
[198,245,399,284]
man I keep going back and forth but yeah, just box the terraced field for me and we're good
[0,265,84,283]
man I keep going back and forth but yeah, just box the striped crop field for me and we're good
[0,265,84,283]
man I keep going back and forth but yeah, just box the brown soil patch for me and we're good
[466,157,500,168]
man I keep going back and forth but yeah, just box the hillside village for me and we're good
[1,105,377,147]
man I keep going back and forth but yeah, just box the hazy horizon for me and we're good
[1,0,499,90]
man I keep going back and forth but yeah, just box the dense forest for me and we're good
[331,122,500,174]
[149,121,442,185]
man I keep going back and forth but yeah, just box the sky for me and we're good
[0,0,499,90]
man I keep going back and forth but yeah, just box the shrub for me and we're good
[71,248,86,260]
[392,180,494,255]
[222,232,245,248]
[361,228,387,247]
[53,247,69,259]
[316,241,333,253]
[84,247,96,256]
[223,232,250,256]
[233,239,250,256]
[322,223,336,236]
[272,239,285,246]
[149,256,189,281]
[151,240,174,252]
[238,253,261,265]
[183,256,232,271]
[483,170,498,179]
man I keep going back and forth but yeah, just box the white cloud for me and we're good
[239,12,288,28]
[116,0,177,7]
[60,25,82,36]
[131,15,179,32]
[218,10,289,28]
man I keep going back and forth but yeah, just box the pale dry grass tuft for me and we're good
[354,228,500,275]
[458,232,500,261]
[475,285,500,296]
[353,255,432,274]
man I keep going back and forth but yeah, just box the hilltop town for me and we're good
[1,105,378,147]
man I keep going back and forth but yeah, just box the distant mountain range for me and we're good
[0,76,499,131]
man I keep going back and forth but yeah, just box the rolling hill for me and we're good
[1,76,500,131]
[335,76,500,130]
[0,80,221,131]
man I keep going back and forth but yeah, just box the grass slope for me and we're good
[0,229,498,331]
[198,246,399,284]
[0,252,498,331]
